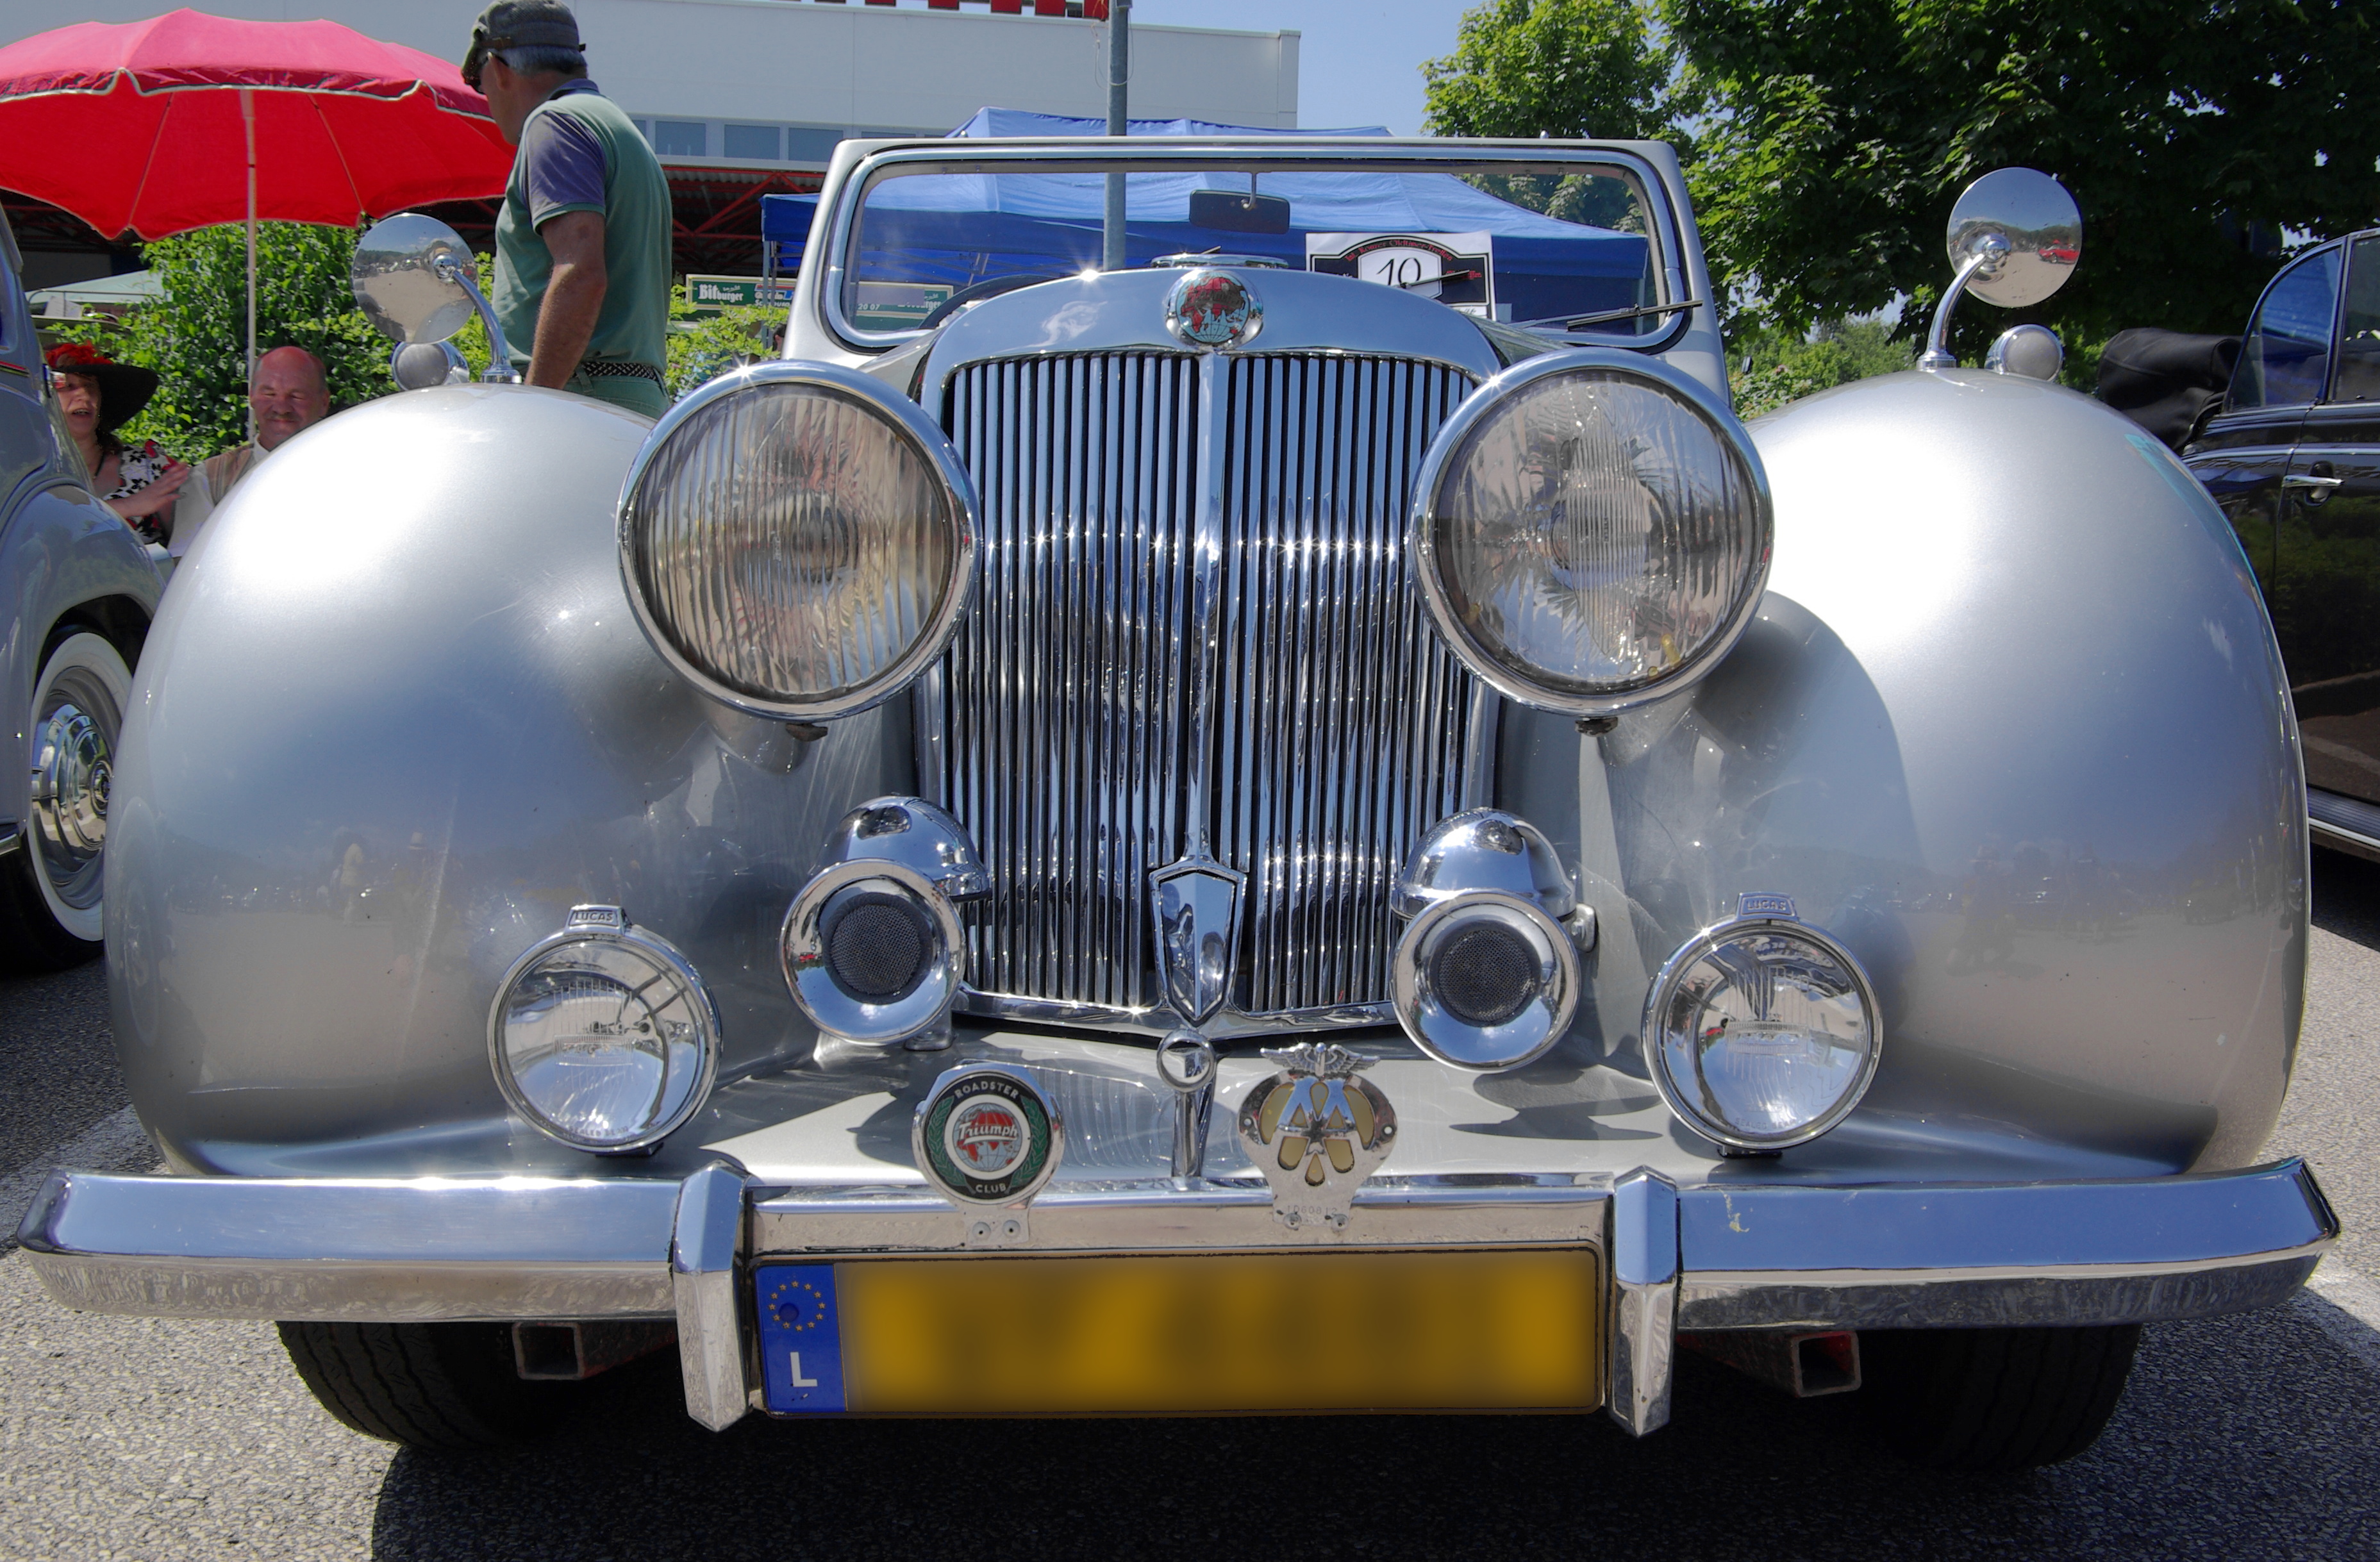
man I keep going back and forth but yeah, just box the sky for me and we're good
[1125,1,1479,136]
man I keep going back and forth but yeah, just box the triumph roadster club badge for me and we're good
[1236,1042,1397,1230]
[913,1065,1061,1209]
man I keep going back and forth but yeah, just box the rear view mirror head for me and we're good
[1190,190,1292,236]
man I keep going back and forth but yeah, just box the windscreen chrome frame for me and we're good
[819,140,1690,360]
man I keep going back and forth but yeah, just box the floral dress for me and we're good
[105,439,177,545]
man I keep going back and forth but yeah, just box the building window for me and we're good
[724,123,781,160]
[651,120,708,158]
[786,126,845,162]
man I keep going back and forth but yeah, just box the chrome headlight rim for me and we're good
[485,908,722,1154]
[1641,911,1884,1152]
[1391,888,1580,1073]
[779,858,967,1045]
[1408,349,1774,720]
[616,358,981,723]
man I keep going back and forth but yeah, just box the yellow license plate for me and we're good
[754,1249,1602,1415]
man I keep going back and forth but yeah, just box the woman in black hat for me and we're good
[46,343,189,544]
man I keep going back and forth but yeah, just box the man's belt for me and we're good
[578,360,664,386]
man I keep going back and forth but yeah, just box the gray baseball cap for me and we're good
[462,1,583,90]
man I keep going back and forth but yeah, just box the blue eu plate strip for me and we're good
[754,1264,847,1413]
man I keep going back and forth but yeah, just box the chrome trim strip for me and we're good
[1677,1252,2326,1332]
[1676,1157,2336,1274]
[752,1174,1610,1255]
[953,989,1395,1036]
[15,1172,683,1322]
[0,822,19,859]
[671,1163,749,1431]
[2307,786,2380,860]
[1606,1168,1679,1437]
[822,140,1690,359]
[1459,687,1502,811]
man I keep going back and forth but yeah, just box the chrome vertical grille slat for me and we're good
[942,349,1476,1024]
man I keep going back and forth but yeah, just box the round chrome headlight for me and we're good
[1644,911,1881,1151]
[489,907,720,1151]
[1411,352,1771,717]
[619,361,978,721]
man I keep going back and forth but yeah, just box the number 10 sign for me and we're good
[1307,231,1495,318]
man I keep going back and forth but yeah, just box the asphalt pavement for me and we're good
[4,857,2379,1561]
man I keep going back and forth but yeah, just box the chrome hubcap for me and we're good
[31,678,115,911]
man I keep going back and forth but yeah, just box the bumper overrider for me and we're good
[15,1152,2336,1434]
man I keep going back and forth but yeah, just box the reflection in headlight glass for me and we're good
[1657,928,1874,1142]
[627,384,955,707]
[1433,372,1763,696]
[498,939,704,1145]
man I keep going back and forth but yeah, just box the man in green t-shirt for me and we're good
[463,1,672,416]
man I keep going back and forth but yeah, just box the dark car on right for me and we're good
[2186,232,2380,857]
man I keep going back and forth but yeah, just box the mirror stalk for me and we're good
[435,254,522,384]
[1919,235,2011,372]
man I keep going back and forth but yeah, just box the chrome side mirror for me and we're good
[351,213,520,385]
[1918,169,2081,371]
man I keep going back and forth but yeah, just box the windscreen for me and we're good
[835,160,1665,340]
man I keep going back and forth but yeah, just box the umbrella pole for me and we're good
[243,87,256,444]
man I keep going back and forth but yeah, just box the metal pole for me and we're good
[1103,0,1129,271]
[242,87,258,444]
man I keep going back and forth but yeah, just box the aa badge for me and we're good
[913,1064,1062,1209]
[1236,1042,1397,1230]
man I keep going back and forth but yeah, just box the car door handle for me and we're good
[2283,473,2344,488]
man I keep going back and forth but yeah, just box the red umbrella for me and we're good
[0,8,512,376]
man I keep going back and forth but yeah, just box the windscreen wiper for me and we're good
[1511,298,1706,332]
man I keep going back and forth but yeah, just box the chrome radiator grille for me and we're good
[940,349,1479,1022]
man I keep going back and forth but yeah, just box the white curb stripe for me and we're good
[0,1106,161,1252]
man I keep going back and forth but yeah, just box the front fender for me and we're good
[107,386,908,1168]
[1503,369,2302,1175]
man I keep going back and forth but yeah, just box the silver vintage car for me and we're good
[0,206,162,972]
[15,138,2333,1471]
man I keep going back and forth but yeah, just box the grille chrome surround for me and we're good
[938,347,1484,1033]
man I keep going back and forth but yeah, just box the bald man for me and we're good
[171,346,332,557]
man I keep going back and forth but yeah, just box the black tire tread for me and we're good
[1866,1324,2143,1471]
[278,1320,572,1450]
[0,849,97,974]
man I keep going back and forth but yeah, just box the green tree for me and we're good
[56,222,395,458]
[1733,315,1916,417]
[666,285,779,399]
[1664,0,2380,351]
[1424,0,1678,142]
[1422,0,1686,228]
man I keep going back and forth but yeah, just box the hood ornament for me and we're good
[1165,269,1262,351]
[1236,1042,1397,1231]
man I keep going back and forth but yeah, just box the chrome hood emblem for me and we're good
[1165,268,1262,350]
[1236,1042,1397,1231]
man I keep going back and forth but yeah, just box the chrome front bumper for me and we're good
[15,1158,2337,1435]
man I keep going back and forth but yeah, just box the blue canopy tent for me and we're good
[758,109,1651,325]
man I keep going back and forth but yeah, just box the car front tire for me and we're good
[1,630,131,973]
[1861,1324,2143,1470]
[278,1321,583,1450]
